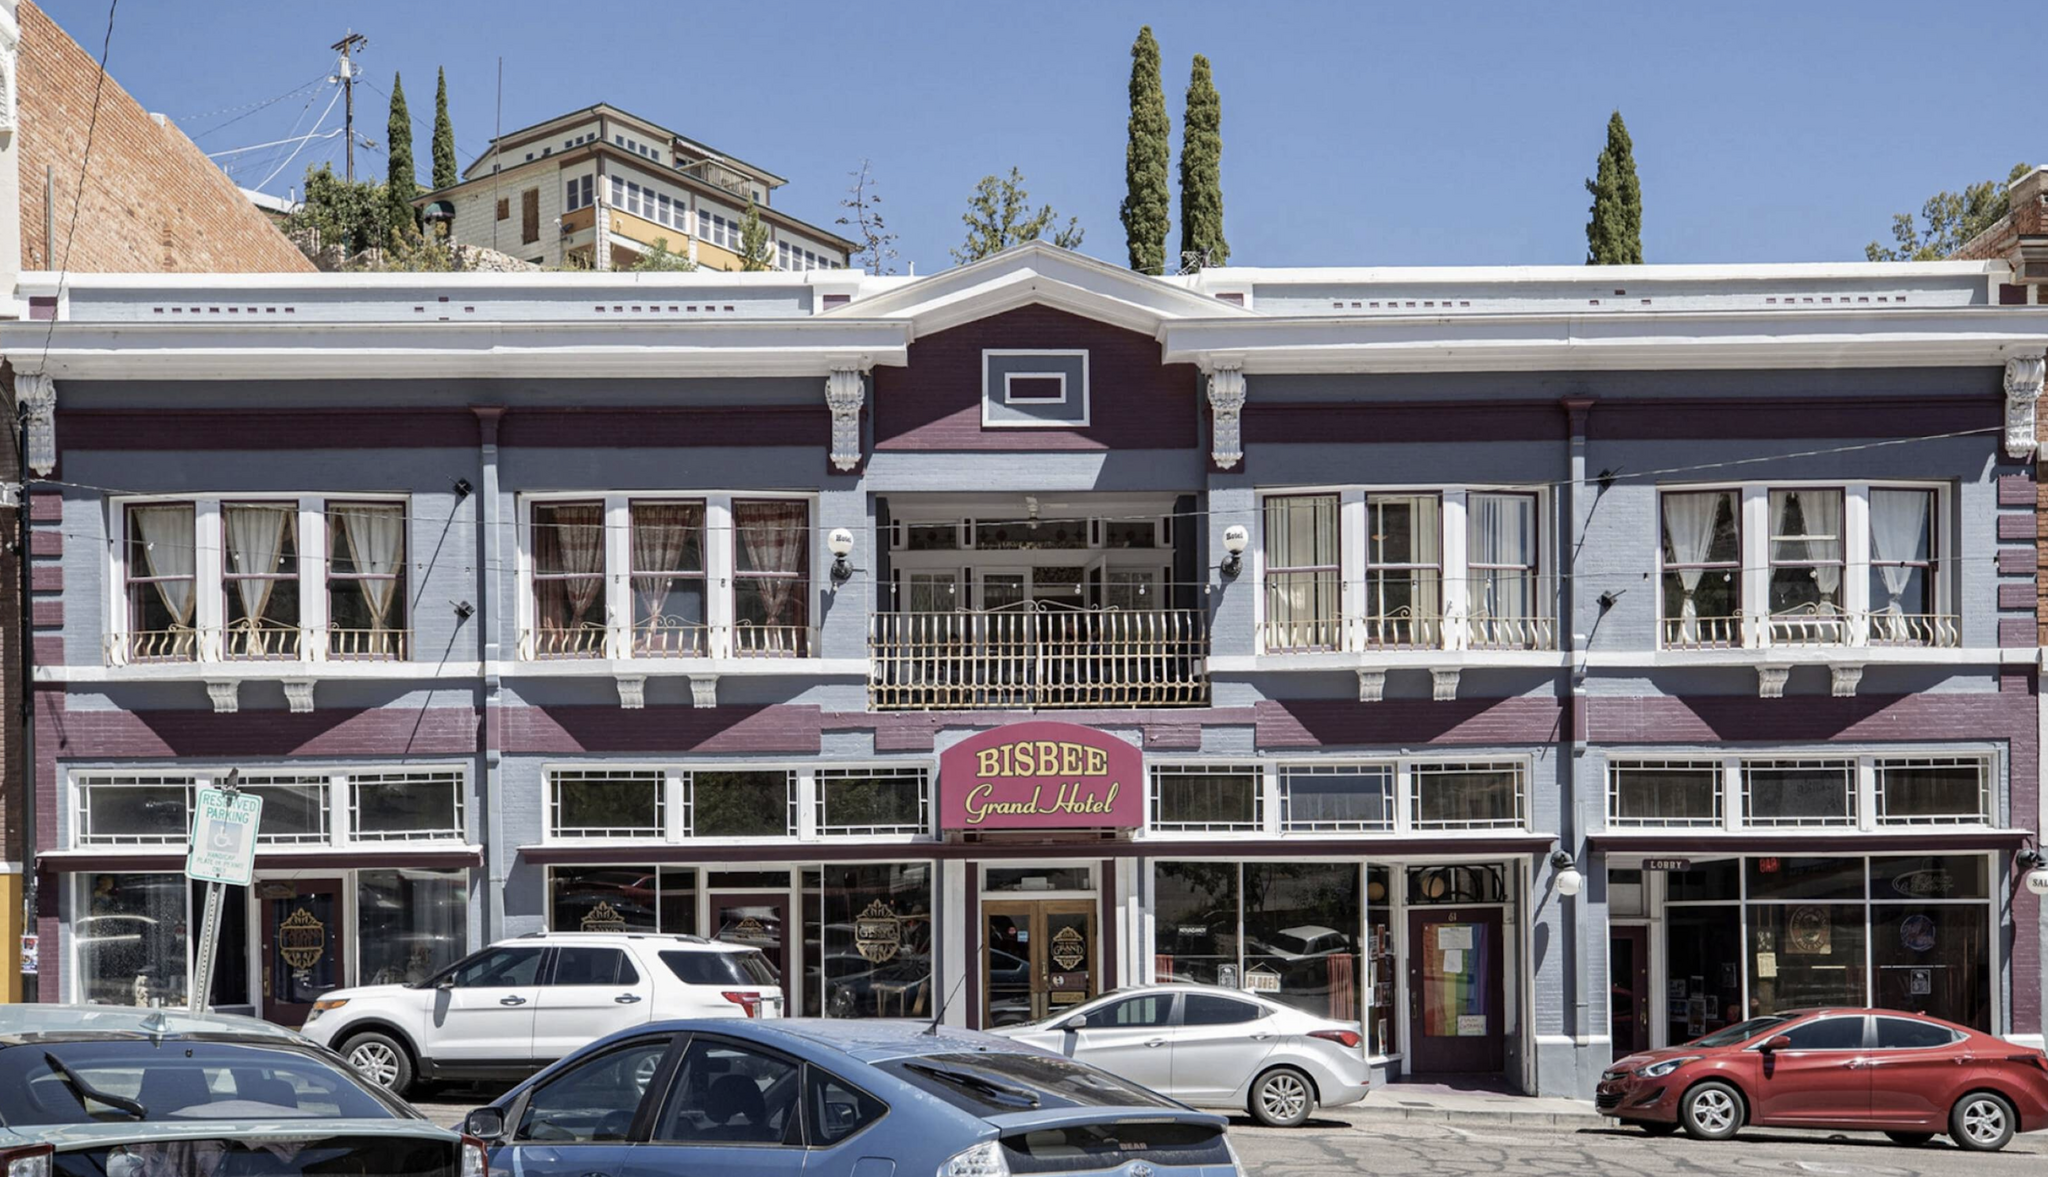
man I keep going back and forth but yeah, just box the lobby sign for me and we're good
[939,722,1143,831]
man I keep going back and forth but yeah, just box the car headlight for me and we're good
[306,997,349,1022]
[1635,1055,1701,1078]
[938,1140,1009,1177]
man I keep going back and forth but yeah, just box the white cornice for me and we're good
[1185,260,2004,285]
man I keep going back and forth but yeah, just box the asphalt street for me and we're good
[410,1095,2048,1175]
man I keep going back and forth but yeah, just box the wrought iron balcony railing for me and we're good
[869,604,1208,710]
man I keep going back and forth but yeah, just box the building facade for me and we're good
[1,245,2043,1096]
[422,103,853,272]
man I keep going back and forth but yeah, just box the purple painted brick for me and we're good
[2000,617,2038,648]
[29,598,61,629]
[29,564,62,592]
[2000,475,2039,507]
[29,491,63,522]
[1999,548,2040,576]
[1998,514,2037,541]
[28,530,61,558]
[2000,582,2038,611]
[31,636,62,666]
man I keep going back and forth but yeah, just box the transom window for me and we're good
[1607,754,1990,831]
[550,769,665,839]
[73,767,466,849]
[1279,764,1393,832]
[1608,760,1722,828]
[814,768,929,836]
[1155,759,1529,837]
[1150,765,1262,833]
[1410,762,1524,831]
[115,498,409,665]
[522,494,813,661]
[539,764,932,844]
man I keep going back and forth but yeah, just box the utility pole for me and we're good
[330,32,368,182]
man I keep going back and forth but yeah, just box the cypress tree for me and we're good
[1119,27,1171,275]
[1178,54,1227,269]
[739,196,773,271]
[431,67,458,191]
[1584,110,1643,265]
[385,72,419,233]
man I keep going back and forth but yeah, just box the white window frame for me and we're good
[547,767,667,840]
[1002,370,1068,405]
[538,761,936,846]
[980,350,1090,428]
[68,765,470,851]
[1606,759,1724,829]
[813,767,932,838]
[1277,762,1396,833]
[516,491,819,662]
[108,494,409,668]
[1597,750,1997,833]
[1147,763,1265,834]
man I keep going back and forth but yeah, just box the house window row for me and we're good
[563,132,595,150]
[1261,489,1548,654]
[116,497,408,664]
[522,494,812,660]
[615,133,662,163]
[1659,483,1950,649]
[698,209,742,250]
[608,175,690,233]
[73,768,467,848]
[1149,760,1528,835]
[564,174,594,212]
[545,766,929,842]
[775,241,839,271]
[1607,754,1993,830]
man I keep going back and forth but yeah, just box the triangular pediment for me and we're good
[825,241,1252,339]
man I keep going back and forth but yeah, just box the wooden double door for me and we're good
[983,900,1097,1028]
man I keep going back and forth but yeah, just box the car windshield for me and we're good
[660,949,779,986]
[0,1039,398,1127]
[881,1052,1177,1116]
[1688,1015,1794,1048]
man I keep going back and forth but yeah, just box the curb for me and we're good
[1349,1105,1610,1129]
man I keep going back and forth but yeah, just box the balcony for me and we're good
[1662,609,1962,651]
[109,624,411,665]
[518,622,812,662]
[868,604,1208,710]
[677,159,756,201]
[1261,610,1556,654]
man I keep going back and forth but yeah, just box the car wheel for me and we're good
[342,1031,415,1096]
[1248,1067,1315,1128]
[1884,1132,1934,1147]
[1638,1120,1680,1137]
[1678,1080,1743,1142]
[1950,1092,2016,1152]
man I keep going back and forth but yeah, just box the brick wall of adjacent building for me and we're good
[12,0,313,273]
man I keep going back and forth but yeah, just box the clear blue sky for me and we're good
[39,0,2043,273]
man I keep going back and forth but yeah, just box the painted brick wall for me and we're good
[15,1,312,273]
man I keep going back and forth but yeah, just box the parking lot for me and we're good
[410,1094,2048,1176]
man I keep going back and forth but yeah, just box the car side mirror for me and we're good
[1762,1035,1792,1052]
[464,1108,506,1140]
[1064,1015,1087,1032]
[436,976,458,990]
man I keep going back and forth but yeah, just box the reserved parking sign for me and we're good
[186,787,264,886]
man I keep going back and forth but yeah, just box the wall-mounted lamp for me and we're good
[2018,847,2048,896]
[1596,468,1618,494]
[2020,847,2045,870]
[827,527,856,586]
[453,477,474,500]
[1598,589,1623,612]
[1550,849,1584,898]
[1220,525,1249,579]
[452,600,475,621]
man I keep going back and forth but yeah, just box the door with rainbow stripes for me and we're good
[1407,907,1505,1074]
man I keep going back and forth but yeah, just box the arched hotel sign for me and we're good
[939,721,1143,831]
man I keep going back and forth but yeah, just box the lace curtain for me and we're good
[1770,489,1843,606]
[333,505,404,631]
[631,502,702,630]
[535,504,605,631]
[735,501,807,628]
[1264,496,1338,646]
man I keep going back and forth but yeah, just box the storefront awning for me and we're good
[1590,831,2031,856]
[38,846,486,873]
[519,834,1560,866]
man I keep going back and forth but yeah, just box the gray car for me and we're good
[0,1005,482,1175]
[464,1017,1244,1176]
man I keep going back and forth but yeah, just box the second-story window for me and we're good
[531,501,607,658]
[222,503,300,660]
[630,501,706,656]
[1660,489,1741,648]
[1869,488,1938,643]
[126,503,196,661]
[327,504,407,659]
[1767,489,1845,643]
[732,500,810,657]
[1364,494,1440,648]
[1467,492,1539,648]
[1263,495,1339,652]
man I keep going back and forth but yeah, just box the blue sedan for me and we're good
[463,1018,1244,1177]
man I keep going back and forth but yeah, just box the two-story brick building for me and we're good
[1,244,2042,1097]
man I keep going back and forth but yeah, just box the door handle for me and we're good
[500,996,528,1006]
[1250,1032,1274,1041]
[1144,1038,1166,1048]
[615,994,643,1004]
[1846,1057,1869,1069]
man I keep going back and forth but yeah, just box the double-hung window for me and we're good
[1262,495,1340,652]
[1767,488,1846,644]
[1466,492,1541,648]
[1868,488,1941,644]
[220,503,300,659]
[523,495,813,660]
[1659,489,1741,648]
[327,503,408,659]
[125,504,198,661]
[1363,494,1440,648]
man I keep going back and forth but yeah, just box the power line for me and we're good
[31,0,120,379]
[183,75,327,140]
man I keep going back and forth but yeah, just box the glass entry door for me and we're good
[711,893,789,1006]
[261,878,344,1027]
[983,900,1096,1028]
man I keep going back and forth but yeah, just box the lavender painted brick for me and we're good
[30,563,63,592]
[28,530,61,558]
[2001,617,2037,647]
[1998,513,2037,541]
[2001,582,2038,611]
[1999,548,2040,576]
[30,598,62,629]
[2000,475,2038,506]
[29,491,63,522]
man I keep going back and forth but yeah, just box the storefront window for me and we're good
[358,869,469,986]
[550,866,665,932]
[1407,864,1507,905]
[1665,859,1739,902]
[194,880,248,1008]
[805,864,932,1019]
[1153,862,1240,986]
[1665,906,1742,1042]
[1746,856,1863,901]
[1872,904,1989,1028]
[1366,866,1394,1057]
[689,770,795,838]
[79,873,187,1007]
[1749,903,1866,1010]
[1242,864,1362,1023]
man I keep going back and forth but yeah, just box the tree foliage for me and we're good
[836,159,900,275]
[1867,162,2033,261]
[1178,53,1227,270]
[1120,26,1171,275]
[385,72,419,231]
[739,197,773,271]
[1584,110,1643,265]
[290,163,390,256]
[951,167,1084,264]
[431,67,458,191]
[626,237,698,272]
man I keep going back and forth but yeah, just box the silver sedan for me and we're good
[992,983,1370,1127]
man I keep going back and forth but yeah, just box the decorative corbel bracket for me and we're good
[615,674,647,710]
[1431,667,1461,702]
[689,674,719,709]
[16,371,55,476]
[282,679,316,714]
[1829,664,1864,699]
[1207,363,1247,470]
[1757,664,1791,699]
[2006,355,2044,459]
[1356,668,1386,703]
[204,680,240,715]
[825,366,867,472]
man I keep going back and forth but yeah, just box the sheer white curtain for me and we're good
[1662,492,1721,640]
[1265,497,1338,647]
[1469,494,1533,625]
[337,506,405,631]
[1870,489,1930,639]
[1802,491,1843,605]
[135,506,195,628]
[225,505,289,651]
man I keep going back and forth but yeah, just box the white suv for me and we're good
[299,931,783,1095]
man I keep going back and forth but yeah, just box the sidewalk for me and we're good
[1352,1081,1606,1128]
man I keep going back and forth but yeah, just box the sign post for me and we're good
[185,778,262,1016]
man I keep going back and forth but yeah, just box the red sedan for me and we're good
[1598,1008,2048,1151]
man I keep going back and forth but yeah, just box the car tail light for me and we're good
[0,1144,54,1177]
[721,991,763,1018]
[459,1135,488,1177]
[2004,1052,2048,1070]
[1310,1029,1363,1049]
[939,1140,1010,1176]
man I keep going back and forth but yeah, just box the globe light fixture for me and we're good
[1221,524,1250,578]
